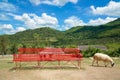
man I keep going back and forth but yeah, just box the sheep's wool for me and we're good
[94,53,113,63]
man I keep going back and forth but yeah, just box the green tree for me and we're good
[10,44,18,54]
[0,36,8,55]
[33,33,40,47]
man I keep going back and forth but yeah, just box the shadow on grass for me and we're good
[90,65,112,68]
[9,66,85,71]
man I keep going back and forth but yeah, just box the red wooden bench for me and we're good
[13,48,83,69]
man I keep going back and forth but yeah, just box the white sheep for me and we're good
[92,53,114,67]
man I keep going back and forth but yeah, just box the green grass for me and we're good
[0,60,14,69]
[112,58,120,69]
[82,58,92,64]
[0,57,120,70]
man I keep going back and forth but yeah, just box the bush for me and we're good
[82,47,101,57]
[106,47,120,57]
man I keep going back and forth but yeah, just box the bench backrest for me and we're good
[13,48,82,62]
[18,48,80,54]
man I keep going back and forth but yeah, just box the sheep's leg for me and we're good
[104,62,107,67]
[104,61,109,67]
[96,60,99,66]
[92,59,95,66]
[106,62,109,67]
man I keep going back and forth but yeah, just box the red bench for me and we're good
[13,48,83,69]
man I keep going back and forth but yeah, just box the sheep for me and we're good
[92,53,114,67]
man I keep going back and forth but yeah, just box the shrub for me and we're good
[82,47,101,57]
[106,47,120,57]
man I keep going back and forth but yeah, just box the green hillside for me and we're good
[0,18,120,48]
[66,18,120,38]
[63,18,120,45]
[7,27,64,43]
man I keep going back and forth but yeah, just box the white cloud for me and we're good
[0,24,26,34]
[62,16,117,30]
[0,24,14,31]
[13,13,58,29]
[0,16,117,34]
[87,17,117,26]
[91,1,120,16]
[29,0,78,6]
[0,2,16,12]
[0,13,9,20]
[29,0,40,6]
[63,16,86,30]
[16,27,26,32]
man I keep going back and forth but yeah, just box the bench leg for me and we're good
[70,61,80,69]
[15,62,18,68]
[37,61,40,67]
[15,62,21,69]
[77,60,81,69]
[58,61,61,69]
[19,62,21,68]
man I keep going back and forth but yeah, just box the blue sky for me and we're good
[0,0,120,34]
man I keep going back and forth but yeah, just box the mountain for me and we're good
[0,18,120,47]
[63,18,120,45]
[66,18,120,39]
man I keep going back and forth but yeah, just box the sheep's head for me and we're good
[111,63,115,67]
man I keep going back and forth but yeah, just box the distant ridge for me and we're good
[0,18,120,46]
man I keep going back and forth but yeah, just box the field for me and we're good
[0,55,120,80]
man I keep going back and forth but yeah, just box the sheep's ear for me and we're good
[111,63,114,67]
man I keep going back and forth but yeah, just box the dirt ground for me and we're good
[0,57,120,80]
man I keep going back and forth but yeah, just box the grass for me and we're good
[113,57,120,67]
[0,60,14,69]
[0,56,120,70]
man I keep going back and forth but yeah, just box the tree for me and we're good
[10,44,18,54]
[0,36,8,55]
[33,33,40,47]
